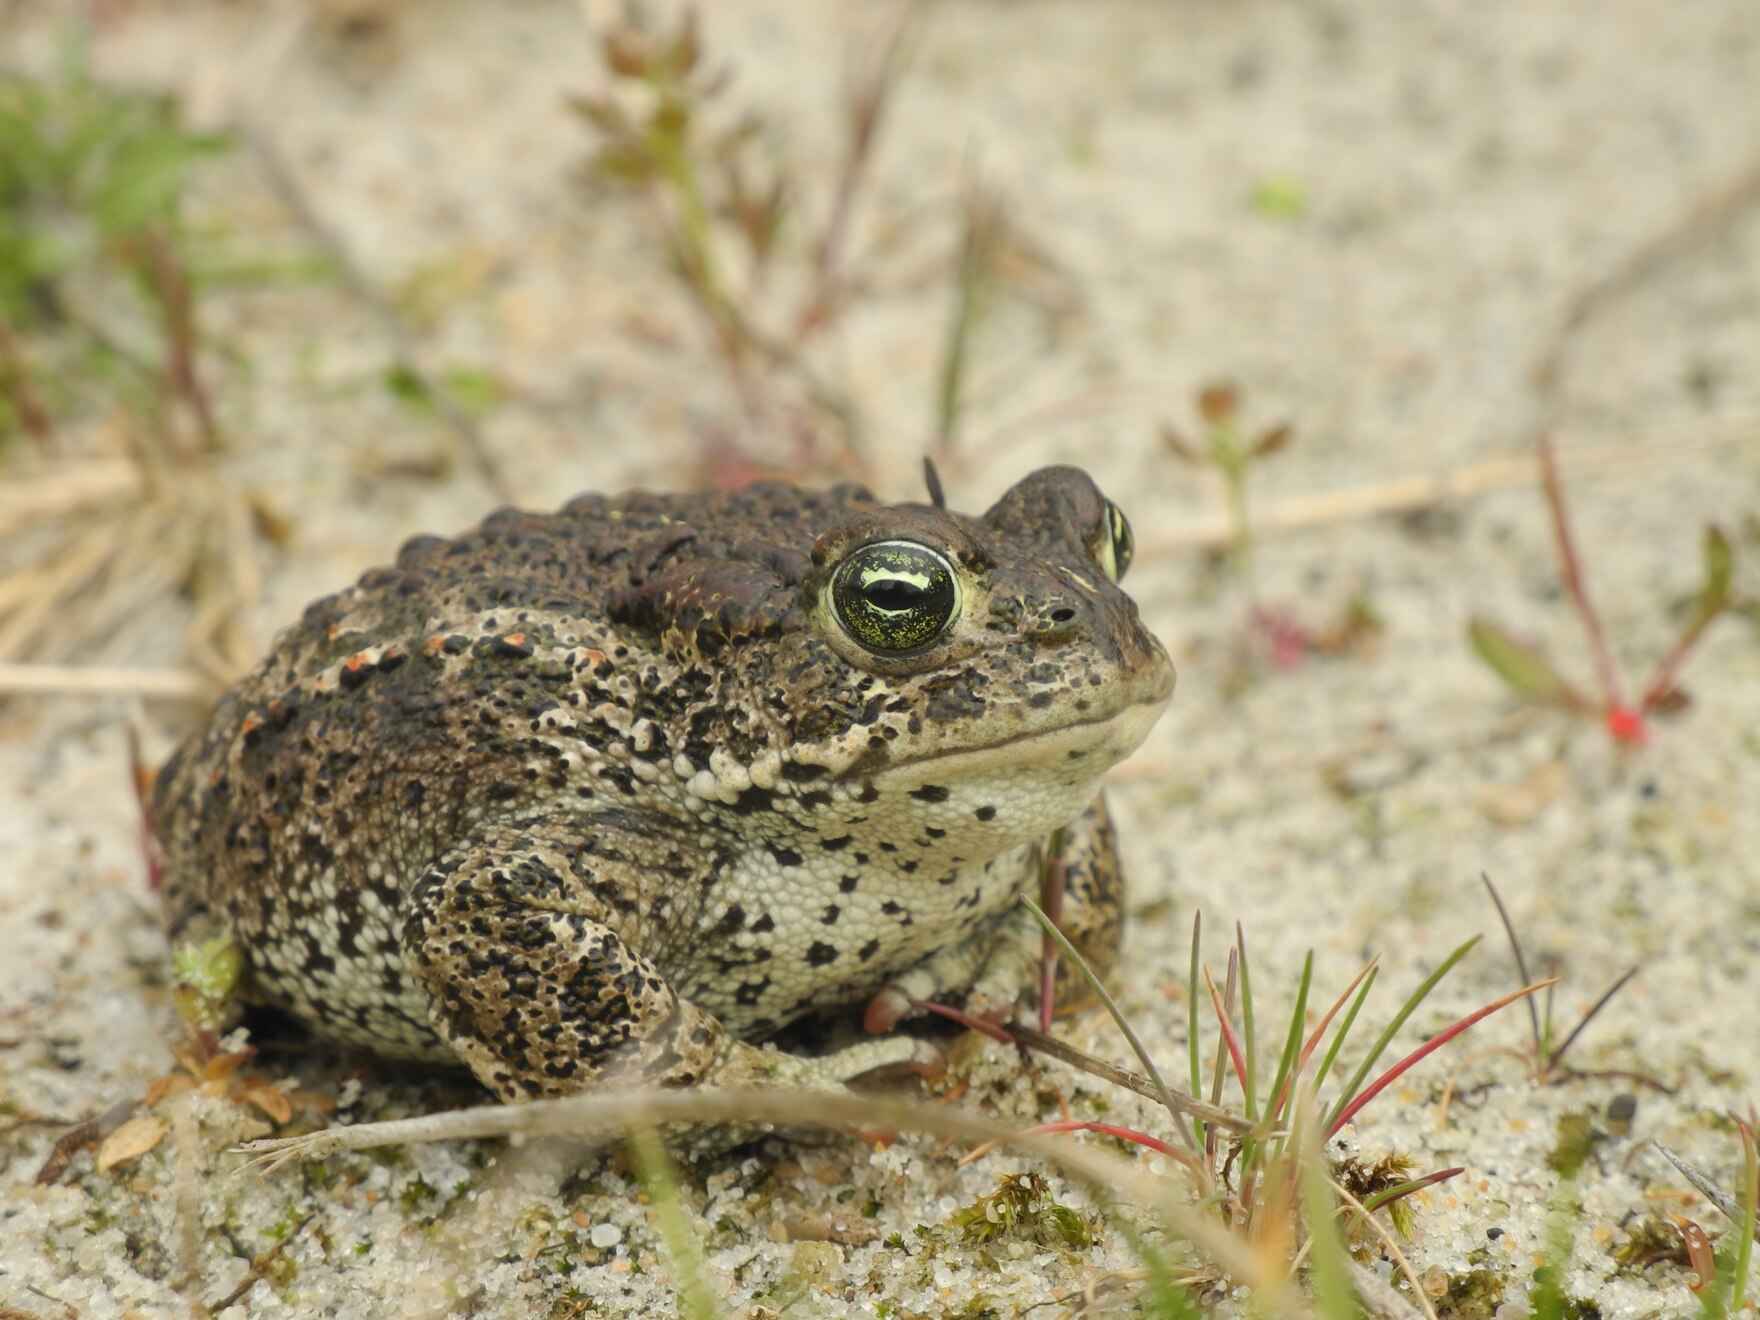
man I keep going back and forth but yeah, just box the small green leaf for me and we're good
[442,365,504,417]
[1296,1103,1364,1320]
[1696,525,1733,621]
[89,122,229,235]
[1467,616,1584,708]
[1249,173,1307,221]
[383,363,433,410]
[170,935,244,1032]
[1251,422,1294,459]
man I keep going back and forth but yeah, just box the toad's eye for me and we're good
[1096,501,1134,583]
[830,540,961,655]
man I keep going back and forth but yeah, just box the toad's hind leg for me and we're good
[401,818,928,1104]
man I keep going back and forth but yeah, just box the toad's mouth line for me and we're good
[854,688,1172,787]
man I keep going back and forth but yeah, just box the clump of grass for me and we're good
[1468,433,1735,746]
[0,53,298,678]
[996,894,1555,1313]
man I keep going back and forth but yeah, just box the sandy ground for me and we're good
[2,1,1758,1316]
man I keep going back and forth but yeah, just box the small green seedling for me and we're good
[1160,381,1293,584]
[571,7,1069,484]
[1469,433,1735,745]
[1160,382,1377,673]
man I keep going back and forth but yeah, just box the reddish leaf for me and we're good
[1197,382,1238,425]
[1674,1216,1716,1292]
[1251,423,1294,459]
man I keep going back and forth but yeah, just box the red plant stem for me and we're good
[1021,1120,1186,1161]
[141,230,220,455]
[1268,957,1379,1122]
[1328,979,1557,1139]
[1638,611,1721,715]
[1538,432,1623,710]
[1202,965,1251,1096]
[0,319,55,453]
[908,996,1016,1045]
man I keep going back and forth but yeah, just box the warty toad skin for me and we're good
[153,466,1175,1103]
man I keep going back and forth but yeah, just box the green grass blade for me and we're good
[1529,1193,1577,1320]
[1119,1222,1208,1320]
[1019,893,1194,1147]
[1322,936,1479,1134]
[1311,967,1378,1095]
[1296,1098,1364,1320]
[1188,909,1204,1151]
[1265,951,1315,1126]
[1736,1122,1758,1308]
[629,1128,722,1320]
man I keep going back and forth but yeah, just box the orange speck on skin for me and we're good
[503,632,527,648]
[239,712,262,736]
[344,653,371,672]
[425,635,447,655]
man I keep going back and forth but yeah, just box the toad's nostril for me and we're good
[1049,607,1077,624]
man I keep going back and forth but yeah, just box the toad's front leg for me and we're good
[400,819,929,1105]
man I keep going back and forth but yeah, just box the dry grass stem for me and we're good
[1007,1024,1252,1135]
[1139,417,1759,556]
[0,663,206,699]
[237,1085,1303,1304]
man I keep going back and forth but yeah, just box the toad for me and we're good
[154,467,1174,1103]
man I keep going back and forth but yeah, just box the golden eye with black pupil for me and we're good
[1097,501,1134,583]
[830,540,961,655]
